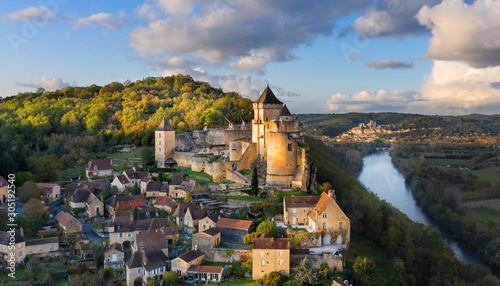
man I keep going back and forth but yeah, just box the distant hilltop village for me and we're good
[155,86,317,192]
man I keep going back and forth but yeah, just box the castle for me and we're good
[155,86,315,191]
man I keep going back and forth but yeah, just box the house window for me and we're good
[39,246,43,251]
[261,251,265,257]
[323,223,326,230]
[159,141,161,145]
[288,144,292,151]
[323,213,327,219]
[112,254,117,261]
[50,244,53,249]
[261,260,265,266]
[28,247,32,253]
[127,233,132,238]
[18,243,21,248]
[278,251,282,256]
[118,233,123,238]
[339,222,343,229]
[278,259,283,265]
[137,269,141,274]
[19,251,22,256]
[159,148,161,152]
[292,209,296,214]
[159,134,161,138]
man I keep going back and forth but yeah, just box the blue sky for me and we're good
[2,0,500,115]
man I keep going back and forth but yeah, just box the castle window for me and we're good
[261,260,265,266]
[265,117,268,121]
[279,259,283,265]
[261,251,265,257]
[288,144,292,151]
[159,141,161,145]
[159,134,161,138]
[159,148,161,152]
[323,223,326,230]
[339,222,343,229]
[323,212,327,219]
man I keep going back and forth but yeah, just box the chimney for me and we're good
[328,190,336,201]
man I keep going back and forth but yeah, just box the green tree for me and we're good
[18,181,44,203]
[158,209,169,218]
[319,261,329,280]
[147,277,161,286]
[258,271,282,286]
[251,165,259,196]
[185,192,192,203]
[289,235,303,249]
[163,271,179,286]
[256,220,278,238]
[27,154,63,182]
[242,258,253,274]
[65,233,78,257]
[67,272,99,286]
[133,207,139,221]
[22,198,49,234]
[244,232,256,244]
[141,147,155,168]
[26,257,45,285]
[90,242,105,267]
[318,182,332,195]
[293,257,318,285]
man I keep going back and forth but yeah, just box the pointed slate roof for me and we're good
[280,104,292,116]
[156,118,174,131]
[255,85,283,105]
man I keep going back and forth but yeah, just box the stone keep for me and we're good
[155,118,176,168]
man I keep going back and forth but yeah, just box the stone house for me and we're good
[192,228,221,253]
[55,211,82,233]
[126,232,169,286]
[108,217,170,245]
[0,176,8,203]
[111,174,131,193]
[123,169,151,188]
[86,159,113,178]
[144,181,168,198]
[150,226,179,245]
[104,242,125,269]
[252,235,290,280]
[198,214,227,232]
[169,175,204,200]
[153,196,176,213]
[0,229,26,266]
[106,194,146,217]
[35,183,61,203]
[169,202,206,232]
[215,218,256,244]
[68,189,103,219]
[25,237,60,258]
[171,250,205,277]
[283,196,321,225]
[187,265,224,282]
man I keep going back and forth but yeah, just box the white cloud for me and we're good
[7,6,56,22]
[73,11,125,30]
[409,61,500,115]
[353,0,440,38]
[416,0,500,68]
[130,0,371,72]
[365,59,414,70]
[325,89,420,112]
[16,75,70,91]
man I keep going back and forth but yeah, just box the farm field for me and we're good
[472,166,500,186]
[425,158,469,166]
[467,207,500,230]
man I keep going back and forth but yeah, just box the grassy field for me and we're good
[472,166,500,185]
[425,158,469,166]
[350,239,391,275]
[106,146,145,159]
[468,207,500,230]
[2,257,76,285]
[464,198,500,210]
[213,278,258,286]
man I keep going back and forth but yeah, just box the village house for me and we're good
[170,250,205,278]
[55,211,83,233]
[63,181,110,199]
[284,190,350,245]
[104,242,125,270]
[153,196,176,213]
[144,181,168,197]
[150,226,179,245]
[0,176,8,203]
[169,202,206,233]
[0,229,26,266]
[126,232,169,286]
[25,237,60,258]
[187,265,224,282]
[35,183,61,203]
[108,217,170,245]
[86,159,113,178]
[215,218,256,244]
[252,234,290,280]
[198,214,227,232]
[68,188,103,219]
[123,169,151,187]
[106,194,146,217]
[192,228,221,253]
[169,179,204,200]
[111,174,131,193]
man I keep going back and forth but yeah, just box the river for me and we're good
[357,151,483,265]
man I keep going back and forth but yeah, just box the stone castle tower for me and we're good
[155,118,176,168]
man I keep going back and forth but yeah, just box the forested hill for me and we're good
[0,74,252,177]
[299,113,500,139]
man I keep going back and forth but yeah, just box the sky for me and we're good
[1,0,500,115]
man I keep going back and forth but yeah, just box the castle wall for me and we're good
[172,152,195,167]
[266,133,297,186]
[191,156,208,172]
[290,253,343,272]
[236,143,257,171]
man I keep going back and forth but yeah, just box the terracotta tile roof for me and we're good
[154,196,173,205]
[115,174,130,185]
[188,265,223,274]
[136,232,167,250]
[25,237,59,246]
[116,200,143,209]
[86,159,112,171]
[255,85,283,105]
[0,176,7,187]
[106,194,146,208]
[84,180,110,191]
[284,196,320,209]
[309,192,332,221]
[55,211,76,226]
[170,173,185,186]
[147,181,167,192]
[178,250,204,263]
[156,118,174,131]
[86,192,99,204]
[253,236,290,250]
[124,170,150,181]
[215,218,253,231]
[149,218,172,229]
[153,226,179,235]
[105,242,123,253]
[186,205,207,221]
